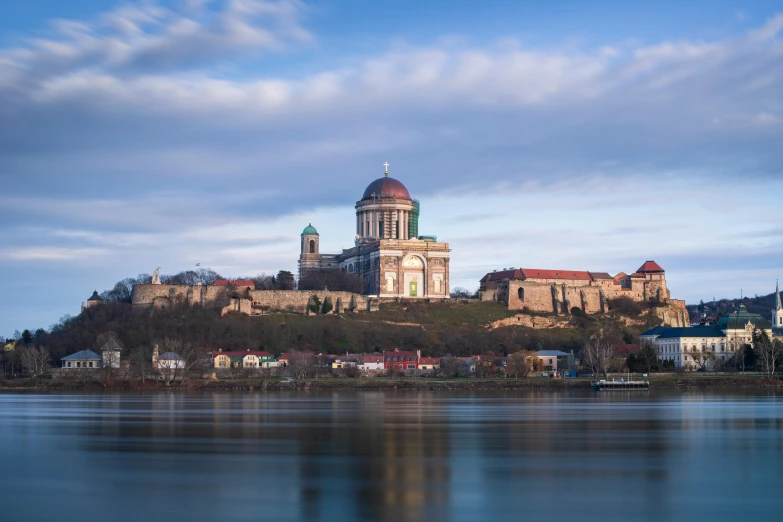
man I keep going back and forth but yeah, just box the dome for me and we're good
[301,223,319,236]
[361,176,411,201]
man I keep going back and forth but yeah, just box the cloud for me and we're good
[1,3,783,333]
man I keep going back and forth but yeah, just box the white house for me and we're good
[61,350,102,369]
[359,354,384,372]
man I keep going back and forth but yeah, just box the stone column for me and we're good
[356,212,360,236]
[374,210,379,239]
[403,211,408,239]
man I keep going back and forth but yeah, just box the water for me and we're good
[1,391,782,522]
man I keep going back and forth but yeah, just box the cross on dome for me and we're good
[383,161,389,175]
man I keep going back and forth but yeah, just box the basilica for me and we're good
[298,166,451,299]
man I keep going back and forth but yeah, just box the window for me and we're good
[407,364,414,369]
[518,288,524,300]
[309,240,315,253]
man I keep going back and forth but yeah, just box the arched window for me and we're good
[309,240,315,253]
[518,288,524,301]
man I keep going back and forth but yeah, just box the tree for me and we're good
[698,300,705,312]
[19,345,51,379]
[129,345,152,384]
[450,287,474,299]
[276,270,295,290]
[638,340,659,374]
[437,356,461,378]
[20,329,33,346]
[287,350,315,380]
[581,336,616,376]
[689,346,714,371]
[507,351,535,378]
[753,329,782,377]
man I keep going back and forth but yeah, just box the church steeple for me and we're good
[776,280,782,311]
[774,280,783,329]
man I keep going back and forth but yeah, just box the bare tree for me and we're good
[19,345,51,379]
[287,350,315,380]
[437,356,460,378]
[129,345,152,384]
[689,346,715,371]
[754,329,783,377]
[156,338,209,385]
[582,336,616,376]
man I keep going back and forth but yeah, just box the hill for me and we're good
[7,298,662,363]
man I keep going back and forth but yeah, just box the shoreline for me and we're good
[2,375,782,392]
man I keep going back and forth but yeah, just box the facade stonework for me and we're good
[298,173,450,299]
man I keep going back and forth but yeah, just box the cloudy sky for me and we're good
[1,0,782,336]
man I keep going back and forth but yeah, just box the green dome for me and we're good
[301,223,319,236]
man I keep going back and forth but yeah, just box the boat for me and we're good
[592,378,649,390]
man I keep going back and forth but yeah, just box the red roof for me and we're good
[213,279,256,289]
[419,357,440,365]
[383,350,418,361]
[362,354,383,363]
[211,351,272,358]
[630,272,645,278]
[480,269,525,282]
[636,261,664,273]
[521,269,592,281]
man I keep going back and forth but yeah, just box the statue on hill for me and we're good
[152,267,161,285]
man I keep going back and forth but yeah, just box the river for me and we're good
[1,391,782,521]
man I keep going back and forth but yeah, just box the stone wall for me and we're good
[132,284,375,315]
[499,279,687,326]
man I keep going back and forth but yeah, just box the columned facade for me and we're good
[298,169,450,299]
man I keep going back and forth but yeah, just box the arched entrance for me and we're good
[402,255,425,297]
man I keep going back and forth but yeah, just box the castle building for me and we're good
[298,167,451,299]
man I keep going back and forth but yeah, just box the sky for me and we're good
[1,0,782,336]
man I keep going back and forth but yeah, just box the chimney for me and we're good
[218,348,222,352]
[416,350,421,359]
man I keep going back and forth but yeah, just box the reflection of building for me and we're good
[299,167,451,298]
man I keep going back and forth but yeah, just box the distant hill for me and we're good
[687,291,780,320]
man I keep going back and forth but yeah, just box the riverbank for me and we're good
[2,374,782,392]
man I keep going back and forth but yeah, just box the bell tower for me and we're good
[298,223,321,282]
[773,280,783,330]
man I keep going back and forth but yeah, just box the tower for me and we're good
[773,281,783,330]
[298,223,322,281]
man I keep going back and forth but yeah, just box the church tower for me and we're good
[773,281,783,332]
[298,223,322,282]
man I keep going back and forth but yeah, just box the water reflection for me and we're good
[1,391,783,522]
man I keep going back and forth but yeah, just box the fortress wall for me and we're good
[247,289,370,313]
[132,284,372,314]
[581,287,603,313]
[506,281,557,313]
[507,282,610,315]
